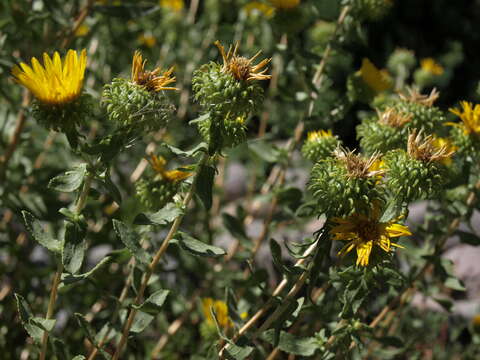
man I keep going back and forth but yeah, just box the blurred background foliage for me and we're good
[1,0,480,359]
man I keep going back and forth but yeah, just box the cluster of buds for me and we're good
[135,154,191,211]
[309,148,385,217]
[358,88,447,155]
[192,41,271,153]
[102,51,177,139]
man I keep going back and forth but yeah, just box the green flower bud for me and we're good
[103,51,177,138]
[31,93,93,146]
[103,78,174,135]
[196,113,247,153]
[387,48,416,75]
[357,108,412,154]
[393,88,446,132]
[192,62,264,120]
[448,126,480,159]
[301,130,340,162]
[385,131,454,202]
[309,149,385,217]
[135,177,179,211]
[192,42,271,153]
[199,321,218,341]
[135,154,192,211]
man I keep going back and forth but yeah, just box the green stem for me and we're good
[111,153,209,359]
[39,169,95,360]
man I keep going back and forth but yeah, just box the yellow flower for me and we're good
[448,101,480,135]
[330,205,411,266]
[137,34,157,48]
[420,58,444,76]
[268,0,300,9]
[201,298,232,328]
[12,49,87,106]
[148,154,192,182]
[307,129,333,142]
[431,137,457,166]
[359,58,391,93]
[74,24,90,37]
[243,1,275,18]
[160,0,184,12]
[215,41,271,82]
[131,51,177,92]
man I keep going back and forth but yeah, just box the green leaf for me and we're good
[48,163,87,192]
[62,221,87,274]
[262,330,317,356]
[72,356,86,360]
[222,213,248,241]
[75,313,96,343]
[112,220,151,265]
[97,171,122,204]
[22,211,62,253]
[270,239,303,275]
[61,255,112,286]
[30,317,56,332]
[248,140,281,163]
[133,203,183,226]
[223,343,253,360]
[132,289,169,314]
[444,276,466,291]
[130,311,154,333]
[379,200,407,223]
[15,293,47,343]
[456,230,480,245]
[162,141,208,157]
[174,231,226,258]
[196,164,215,210]
[374,335,404,348]
[276,187,303,212]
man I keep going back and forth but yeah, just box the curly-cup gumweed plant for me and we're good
[2,0,480,359]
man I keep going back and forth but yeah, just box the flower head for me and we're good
[420,58,444,76]
[334,148,385,179]
[359,58,391,93]
[330,205,411,266]
[148,154,192,182]
[201,298,232,328]
[214,41,271,82]
[399,87,439,107]
[268,0,300,9]
[131,51,177,92]
[307,129,333,141]
[377,107,412,128]
[407,130,455,164]
[12,49,87,106]
[448,101,480,135]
